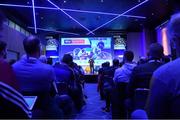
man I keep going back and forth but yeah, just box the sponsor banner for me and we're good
[61,38,90,45]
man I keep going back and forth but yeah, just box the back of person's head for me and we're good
[39,55,47,64]
[62,54,73,65]
[148,43,164,60]
[168,12,180,57]
[162,55,171,63]
[138,56,147,65]
[101,62,106,68]
[104,61,110,67]
[23,36,40,56]
[47,58,53,65]
[0,40,7,58]
[113,59,119,67]
[123,50,134,62]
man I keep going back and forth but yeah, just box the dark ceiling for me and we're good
[0,0,180,36]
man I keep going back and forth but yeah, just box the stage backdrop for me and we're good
[46,36,126,74]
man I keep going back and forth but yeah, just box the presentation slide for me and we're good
[60,37,112,71]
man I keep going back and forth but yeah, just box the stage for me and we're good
[84,74,98,83]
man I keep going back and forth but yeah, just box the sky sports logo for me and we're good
[64,39,85,44]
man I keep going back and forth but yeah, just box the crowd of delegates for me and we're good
[0,11,180,119]
[0,36,86,118]
[97,12,180,118]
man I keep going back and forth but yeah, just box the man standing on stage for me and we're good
[89,58,94,74]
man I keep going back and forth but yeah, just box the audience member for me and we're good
[162,55,171,64]
[13,36,62,118]
[100,62,111,112]
[0,41,19,90]
[97,62,106,100]
[112,51,136,118]
[54,54,75,87]
[0,12,19,90]
[147,12,180,119]
[47,58,53,65]
[127,43,163,103]
[69,62,85,110]
[101,60,119,112]
[137,56,147,65]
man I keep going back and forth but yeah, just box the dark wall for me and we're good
[1,24,26,57]
[127,29,157,62]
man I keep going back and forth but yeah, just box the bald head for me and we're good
[149,43,164,60]
[168,12,180,57]
[23,36,40,56]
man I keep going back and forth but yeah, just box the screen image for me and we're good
[46,39,59,58]
[61,37,112,73]
[113,35,126,60]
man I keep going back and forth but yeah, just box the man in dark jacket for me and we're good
[127,43,164,100]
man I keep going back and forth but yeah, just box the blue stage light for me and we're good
[0,4,146,19]
[31,0,37,33]
[86,0,149,35]
[28,27,80,36]
[46,0,95,35]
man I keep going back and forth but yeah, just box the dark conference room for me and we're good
[0,0,180,119]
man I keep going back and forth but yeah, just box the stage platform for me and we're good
[84,74,98,83]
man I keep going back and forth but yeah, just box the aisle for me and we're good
[75,84,111,119]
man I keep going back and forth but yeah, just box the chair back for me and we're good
[133,88,149,109]
[56,82,69,95]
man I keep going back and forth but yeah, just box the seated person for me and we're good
[127,43,163,101]
[53,54,75,94]
[112,51,136,119]
[0,40,19,90]
[147,12,180,119]
[13,36,62,118]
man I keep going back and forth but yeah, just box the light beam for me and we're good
[46,0,94,35]
[31,0,37,33]
[87,0,149,35]
[0,3,146,19]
